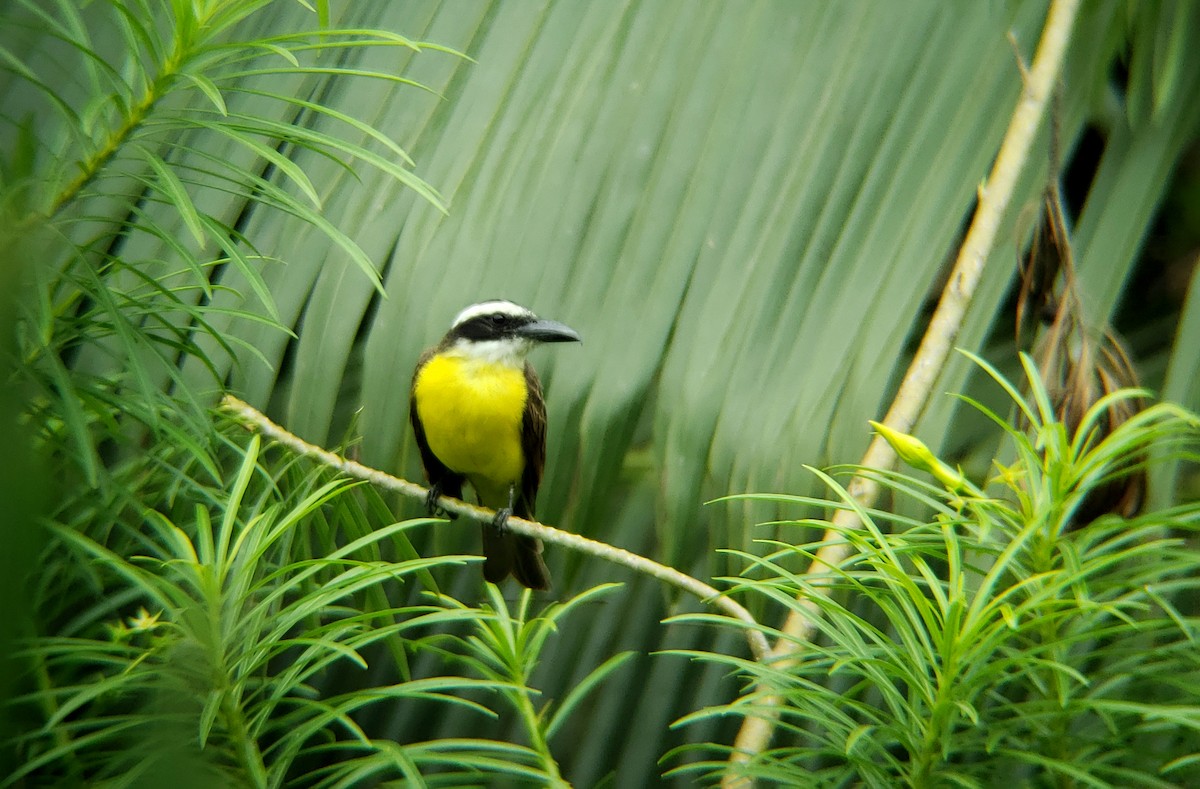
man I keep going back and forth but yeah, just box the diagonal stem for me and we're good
[721,0,1084,783]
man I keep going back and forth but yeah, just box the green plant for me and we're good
[1,1,602,784]
[415,584,635,787]
[2,0,452,495]
[6,1,1200,785]
[674,355,1200,787]
[12,434,464,785]
[10,431,632,786]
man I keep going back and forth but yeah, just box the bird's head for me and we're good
[441,299,580,366]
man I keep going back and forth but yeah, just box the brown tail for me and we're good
[482,527,550,590]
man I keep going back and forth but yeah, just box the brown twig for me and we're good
[220,395,770,660]
[721,0,1084,784]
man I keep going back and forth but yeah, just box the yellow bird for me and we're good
[410,300,580,589]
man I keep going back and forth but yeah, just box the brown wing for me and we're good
[507,362,551,590]
[410,347,464,512]
[517,362,547,520]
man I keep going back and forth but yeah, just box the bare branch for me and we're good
[220,394,770,660]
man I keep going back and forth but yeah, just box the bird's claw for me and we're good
[491,507,512,535]
[425,486,447,517]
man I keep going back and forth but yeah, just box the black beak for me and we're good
[519,318,581,343]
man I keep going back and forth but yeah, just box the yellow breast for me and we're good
[413,354,527,490]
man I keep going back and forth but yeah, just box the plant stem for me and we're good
[911,647,958,785]
[513,684,570,788]
[47,82,155,220]
[42,14,193,223]
[722,0,1084,783]
[222,690,269,788]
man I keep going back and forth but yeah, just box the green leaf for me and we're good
[133,142,207,246]
[545,650,635,742]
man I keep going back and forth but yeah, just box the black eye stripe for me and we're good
[452,312,530,340]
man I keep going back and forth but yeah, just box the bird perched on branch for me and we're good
[410,299,580,589]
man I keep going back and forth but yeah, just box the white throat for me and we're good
[446,337,530,368]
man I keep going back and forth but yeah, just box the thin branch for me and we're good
[722,0,1084,783]
[220,395,770,661]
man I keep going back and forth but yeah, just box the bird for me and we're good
[409,299,580,589]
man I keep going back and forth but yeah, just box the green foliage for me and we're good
[9,431,624,786]
[673,356,1200,787]
[3,1,616,785]
[4,0,1200,786]
[421,584,634,787]
[1,0,454,494]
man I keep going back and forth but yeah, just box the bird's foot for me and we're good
[425,484,447,517]
[490,507,512,535]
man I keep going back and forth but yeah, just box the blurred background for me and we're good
[4,0,1198,784]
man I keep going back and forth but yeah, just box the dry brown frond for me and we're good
[1020,179,1146,527]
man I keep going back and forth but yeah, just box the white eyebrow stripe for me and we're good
[451,300,534,328]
